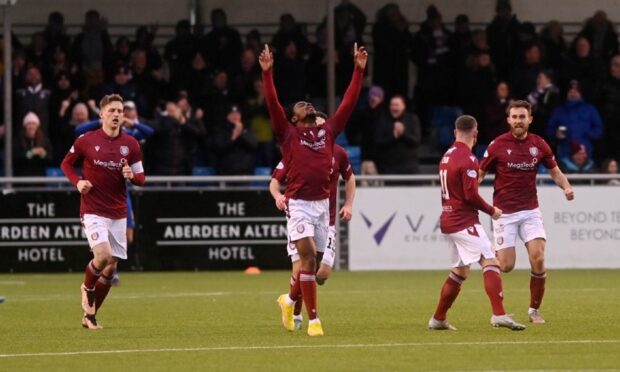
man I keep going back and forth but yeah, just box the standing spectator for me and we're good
[70,10,113,85]
[15,66,52,135]
[335,0,367,47]
[164,20,197,91]
[449,14,473,69]
[231,48,261,102]
[595,54,620,162]
[244,78,277,168]
[413,5,457,129]
[540,21,567,73]
[185,51,213,110]
[482,81,511,148]
[372,3,414,98]
[131,25,162,71]
[347,86,386,168]
[13,112,53,177]
[204,9,243,72]
[111,36,132,67]
[212,105,257,175]
[245,29,263,57]
[486,0,520,80]
[306,23,329,106]
[204,70,233,128]
[274,41,306,106]
[42,11,70,58]
[145,102,206,175]
[577,10,619,61]
[26,32,47,72]
[271,13,310,57]
[561,37,605,101]
[526,70,560,139]
[374,95,422,174]
[510,42,544,99]
[458,50,496,131]
[547,80,603,159]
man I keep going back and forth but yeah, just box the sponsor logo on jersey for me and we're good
[529,146,539,157]
[466,169,477,178]
[299,137,326,150]
[507,157,538,170]
[507,149,512,155]
[93,159,124,170]
[120,146,129,156]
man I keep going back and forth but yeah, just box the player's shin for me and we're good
[94,274,113,313]
[483,265,506,316]
[530,271,547,309]
[433,271,465,321]
[83,260,102,289]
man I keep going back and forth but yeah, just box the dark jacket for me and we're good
[212,121,258,175]
[374,111,422,174]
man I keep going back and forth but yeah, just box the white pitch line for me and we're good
[0,281,25,285]
[0,340,618,359]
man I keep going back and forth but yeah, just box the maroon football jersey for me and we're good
[263,67,363,201]
[272,145,354,225]
[439,141,495,234]
[61,129,143,219]
[479,132,557,213]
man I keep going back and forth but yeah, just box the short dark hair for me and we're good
[506,100,532,115]
[99,94,123,109]
[455,115,477,131]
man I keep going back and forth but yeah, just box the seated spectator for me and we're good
[101,64,138,103]
[559,141,598,178]
[212,105,258,175]
[14,112,53,177]
[600,158,620,185]
[546,80,603,158]
[374,95,422,174]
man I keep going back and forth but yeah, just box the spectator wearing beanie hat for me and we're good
[546,79,603,159]
[559,140,597,178]
[13,112,53,177]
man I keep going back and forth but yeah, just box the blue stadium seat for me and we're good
[252,166,272,187]
[45,167,65,188]
[431,106,463,150]
[343,146,361,174]
[192,166,215,176]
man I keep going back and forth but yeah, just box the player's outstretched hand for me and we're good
[353,42,368,70]
[491,206,502,220]
[121,159,134,180]
[339,205,353,221]
[259,44,273,71]
[77,180,93,194]
[564,187,575,201]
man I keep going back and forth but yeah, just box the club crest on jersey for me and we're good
[95,146,100,152]
[507,149,512,155]
[318,129,326,138]
[120,146,129,156]
[529,146,539,157]
[466,169,477,178]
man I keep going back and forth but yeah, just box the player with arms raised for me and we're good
[479,100,574,324]
[270,139,356,330]
[260,43,366,336]
[429,115,525,331]
[61,94,145,329]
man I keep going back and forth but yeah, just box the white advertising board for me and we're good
[349,186,620,270]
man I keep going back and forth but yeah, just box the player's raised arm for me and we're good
[330,43,367,135]
[259,44,289,141]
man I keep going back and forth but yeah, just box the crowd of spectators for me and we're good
[1,0,620,179]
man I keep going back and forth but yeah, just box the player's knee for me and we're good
[500,262,515,272]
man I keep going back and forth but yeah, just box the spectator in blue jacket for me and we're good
[546,80,603,158]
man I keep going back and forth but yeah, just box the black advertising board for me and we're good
[136,190,289,270]
[0,190,90,272]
